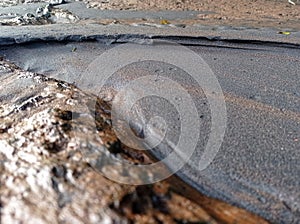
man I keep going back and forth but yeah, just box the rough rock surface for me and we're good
[0,4,78,25]
[0,58,128,223]
[0,0,65,7]
[0,58,269,223]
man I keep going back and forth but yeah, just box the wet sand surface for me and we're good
[0,1,299,223]
[0,39,299,223]
[0,50,270,224]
